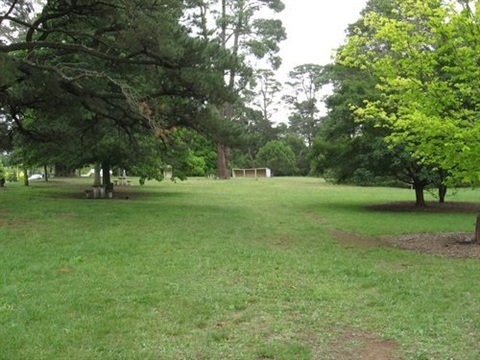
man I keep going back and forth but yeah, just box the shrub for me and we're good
[256,140,297,176]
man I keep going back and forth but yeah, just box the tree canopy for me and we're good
[337,0,480,185]
[1,0,238,179]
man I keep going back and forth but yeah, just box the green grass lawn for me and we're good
[0,177,479,359]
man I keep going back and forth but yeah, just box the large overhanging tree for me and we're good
[337,0,480,186]
[1,0,233,183]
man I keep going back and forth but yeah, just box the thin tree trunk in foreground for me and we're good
[475,215,480,243]
[438,184,447,203]
[414,183,426,207]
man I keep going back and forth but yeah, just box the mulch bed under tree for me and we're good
[351,201,480,259]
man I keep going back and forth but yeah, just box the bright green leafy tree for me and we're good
[310,0,454,205]
[338,0,480,185]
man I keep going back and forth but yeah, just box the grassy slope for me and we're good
[0,177,478,359]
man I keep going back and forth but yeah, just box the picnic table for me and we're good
[115,177,130,186]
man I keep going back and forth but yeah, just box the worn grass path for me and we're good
[0,177,479,359]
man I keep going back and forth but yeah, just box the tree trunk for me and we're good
[23,167,29,186]
[248,148,255,168]
[475,215,480,243]
[413,182,426,207]
[217,143,229,179]
[438,184,447,203]
[44,165,49,182]
[217,1,236,181]
[93,163,101,186]
[102,163,113,198]
[102,163,111,187]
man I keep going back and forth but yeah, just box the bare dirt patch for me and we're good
[321,330,401,360]
[332,228,479,259]
[381,232,479,259]
[333,201,480,259]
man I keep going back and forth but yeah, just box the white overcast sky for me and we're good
[271,0,368,122]
[277,0,368,78]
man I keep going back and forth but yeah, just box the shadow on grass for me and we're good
[32,180,187,201]
[305,199,480,215]
[368,201,480,214]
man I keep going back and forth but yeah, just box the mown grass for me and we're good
[0,177,479,359]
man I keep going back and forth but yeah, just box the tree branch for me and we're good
[1,1,20,24]
[1,41,179,68]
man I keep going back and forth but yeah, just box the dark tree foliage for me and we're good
[1,0,233,178]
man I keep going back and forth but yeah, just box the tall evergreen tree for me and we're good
[1,0,232,182]
[186,0,286,178]
[283,64,325,148]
